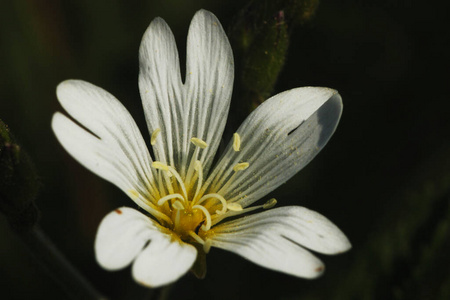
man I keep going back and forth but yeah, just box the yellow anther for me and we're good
[191,137,208,149]
[203,239,212,253]
[233,133,241,152]
[263,198,277,209]
[173,201,185,210]
[233,162,249,172]
[152,161,169,171]
[128,190,140,200]
[150,128,161,145]
[227,202,243,211]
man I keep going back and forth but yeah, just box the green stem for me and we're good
[19,226,107,300]
[155,283,173,300]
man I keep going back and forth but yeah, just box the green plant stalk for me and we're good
[228,0,319,129]
[1,120,105,299]
[19,226,107,300]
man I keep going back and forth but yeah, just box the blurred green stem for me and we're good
[19,226,106,300]
[2,119,105,299]
[228,0,319,128]
[156,284,173,300]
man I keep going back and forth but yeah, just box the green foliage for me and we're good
[0,119,40,232]
[228,0,319,126]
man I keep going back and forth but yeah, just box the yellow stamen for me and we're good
[185,137,207,185]
[196,193,228,214]
[157,193,185,206]
[192,160,203,203]
[128,189,173,226]
[227,202,243,211]
[263,198,277,209]
[233,133,241,152]
[188,231,205,245]
[167,166,188,200]
[193,205,212,231]
[128,190,140,199]
[233,162,249,172]
[173,200,185,210]
[152,161,170,171]
[191,137,208,149]
[150,128,161,145]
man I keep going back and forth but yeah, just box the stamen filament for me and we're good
[167,166,188,200]
[184,146,200,187]
[174,207,181,229]
[211,201,276,226]
[203,239,212,253]
[157,193,185,206]
[185,137,207,186]
[193,205,212,231]
[192,160,203,203]
[128,190,173,226]
[156,171,167,197]
[152,161,170,171]
[188,231,205,244]
[196,193,228,214]
[216,172,238,195]
[216,162,250,195]
[152,161,175,195]
[161,170,175,195]
[173,200,185,210]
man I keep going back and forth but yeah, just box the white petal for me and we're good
[138,16,183,167]
[183,10,234,173]
[53,80,157,207]
[209,206,351,278]
[95,207,197,287]
[139,10,234,176]
[132,234,197,288]
[95,207,160,271]
[206,87,342,207]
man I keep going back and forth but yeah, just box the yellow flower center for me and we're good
[128,130,277,253]
[128,132,254,252]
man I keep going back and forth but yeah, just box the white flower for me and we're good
[52,10,351,288]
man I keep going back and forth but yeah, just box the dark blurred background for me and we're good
[1,0,449,299]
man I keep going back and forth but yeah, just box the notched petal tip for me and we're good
[94,207,155,271]
[131,238,197,288]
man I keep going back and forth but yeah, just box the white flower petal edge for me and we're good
[209,206,351,278]
[95,207,197,287]
[132,231,197,288]
[52,80,158,211]
[139,9,234,176]
[205,87,342,208]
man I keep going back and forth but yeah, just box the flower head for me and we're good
[52,10,351,288]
